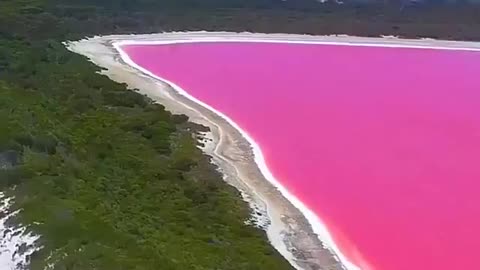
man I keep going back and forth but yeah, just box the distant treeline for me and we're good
[1,0,479,269]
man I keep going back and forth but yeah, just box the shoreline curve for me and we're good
[113,38,362,270]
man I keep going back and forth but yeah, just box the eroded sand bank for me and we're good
[66,32,480,270]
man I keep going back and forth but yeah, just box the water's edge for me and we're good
[113,37,360,270]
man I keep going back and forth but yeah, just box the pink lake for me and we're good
[121,42,480,270]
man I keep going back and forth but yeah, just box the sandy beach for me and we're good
[66,32,480,270]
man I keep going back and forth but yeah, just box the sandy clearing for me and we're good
[66,32,480,270]
[0,192,40,270]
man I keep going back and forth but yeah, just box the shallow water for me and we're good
[122,42,480,270]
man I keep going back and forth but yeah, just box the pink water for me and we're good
[122,42,480,270]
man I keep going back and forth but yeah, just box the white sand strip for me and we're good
[113,33,362,270]
[108,31,480,51]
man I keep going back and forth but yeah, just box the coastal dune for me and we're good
[67,32,480,270]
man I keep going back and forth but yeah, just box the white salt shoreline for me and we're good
[67,32,480,270]
[112,38,361,270]
[113,38,359,270]
[109,31,480,51]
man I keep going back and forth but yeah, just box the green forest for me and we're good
[1,0,480,269]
